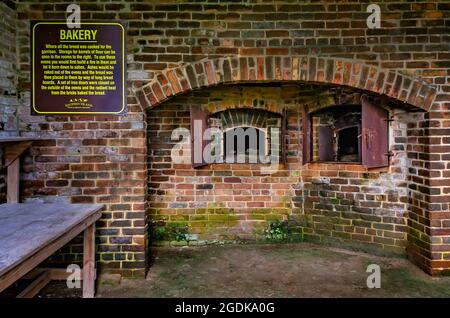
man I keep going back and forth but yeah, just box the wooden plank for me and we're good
[23,268,84,281]
[318,126,334,161]
[281,107,287,165]
[3,140,34,203]
[361,95,389,168]
[0,206,102,293]
[6,158,19,203]
[0,137,38,144]
[301,105,311,164]
[0,136,37,145]
[190,106,209,168]
[18,268,84,298]
[0,203,103,276]
[16,270,51,298]
[83,223,96,298]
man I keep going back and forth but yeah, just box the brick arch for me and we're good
[212,108,282,130]
[206,98,287,115]
[134,55,437,112]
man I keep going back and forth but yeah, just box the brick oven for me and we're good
[0,1,449,277]
[147,82,418,252]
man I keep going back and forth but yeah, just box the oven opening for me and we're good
[337,126,360,162]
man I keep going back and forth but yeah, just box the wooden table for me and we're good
[0,137,38,203]
[0,203,103,298]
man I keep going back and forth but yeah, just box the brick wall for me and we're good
[0,0,19,137]
[148,85,295,242]
[3,0,449,276]
[148,84,416,254]
[297,108,418,253]
[0,1,19,203]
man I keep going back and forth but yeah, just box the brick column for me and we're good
[407,99,450,275]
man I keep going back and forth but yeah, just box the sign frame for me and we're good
[31,20,127,115]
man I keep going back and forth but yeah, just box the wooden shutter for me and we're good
[301,105,311,165]
[281,108,287,165]
[318,126,334,162]
[190,106,209,168]
[361,95,389,168]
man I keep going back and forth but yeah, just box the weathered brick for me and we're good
[0,0,447,278]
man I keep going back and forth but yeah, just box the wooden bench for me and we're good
[0,203,103,298]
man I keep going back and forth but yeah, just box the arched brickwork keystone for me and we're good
[134,55,438,112]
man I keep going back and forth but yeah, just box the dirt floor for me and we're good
[32,243,450,298]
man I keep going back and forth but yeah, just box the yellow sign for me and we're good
[31,21,126,115]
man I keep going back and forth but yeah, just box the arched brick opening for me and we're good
[134,55,437,112]
[212,108,282,130]
[139,56,449,276]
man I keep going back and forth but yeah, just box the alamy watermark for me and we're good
[366,264,381,289]
[66,4,80,29]
[366,4,381,29]
[66,264,81,289]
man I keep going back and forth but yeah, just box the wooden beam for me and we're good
[16,270,51,298]
[0,212,101,293]
[17,268,85,298]
[83,223,96,298]
[4,141,32,167]
[7,158,19,203]
[4,141,32,203]
[22,268,84,281]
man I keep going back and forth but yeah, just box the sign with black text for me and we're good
[31,21,126,115]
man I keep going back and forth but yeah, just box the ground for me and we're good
[33,243,450,298]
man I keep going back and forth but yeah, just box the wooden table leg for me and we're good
[83,223,96,298]
[6,157,19,203]
[5,141,32,203]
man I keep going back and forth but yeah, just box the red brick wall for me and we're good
[2,1,448,276]
[148,84,416,254]
[0,1,20,203]
[407,100,450,275]
[148,85,295,241]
